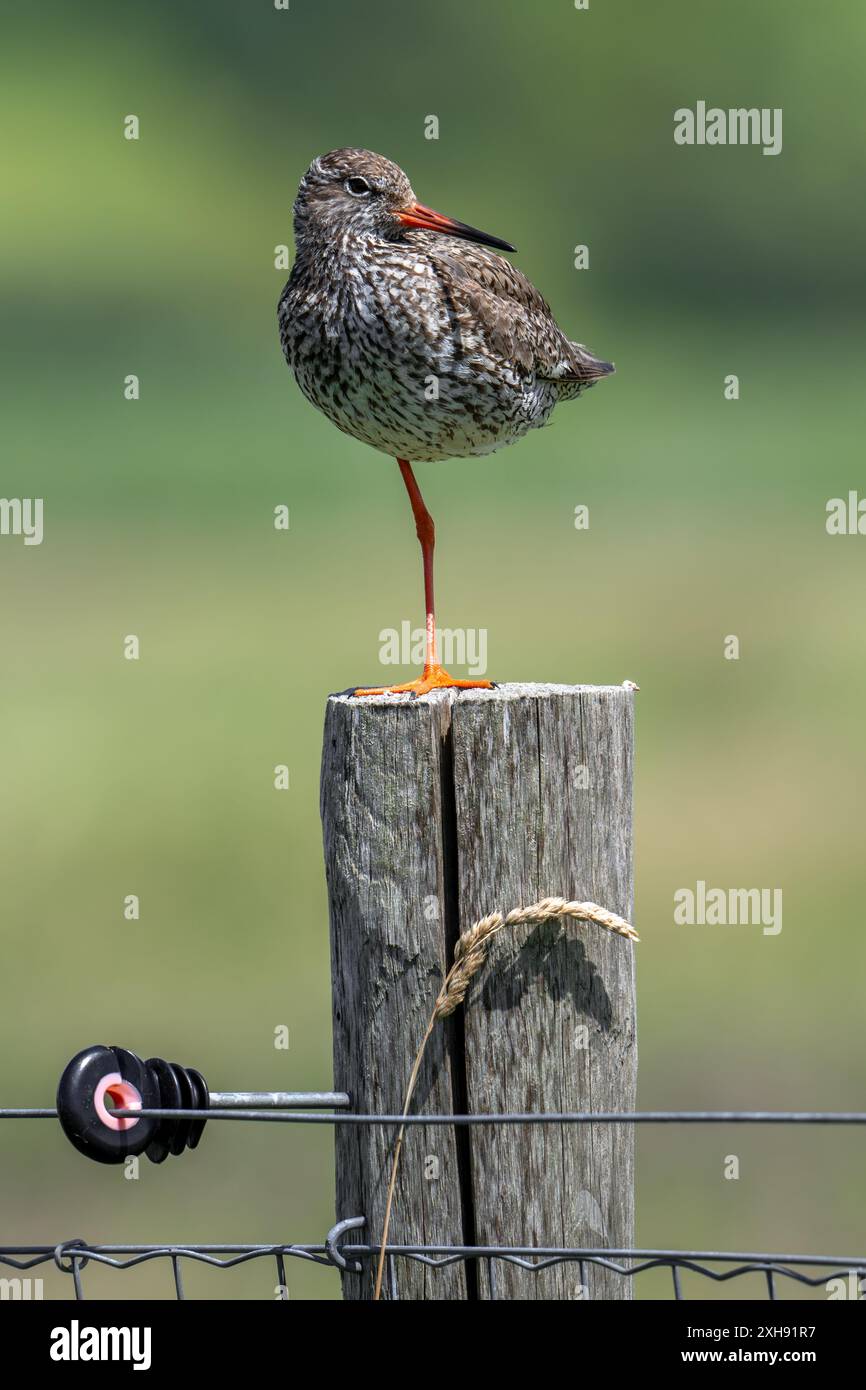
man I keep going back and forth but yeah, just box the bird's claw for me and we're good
[354,666,494,698]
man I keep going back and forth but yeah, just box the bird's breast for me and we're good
[279,244,555,461]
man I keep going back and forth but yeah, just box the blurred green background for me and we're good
[2,0,864,1299]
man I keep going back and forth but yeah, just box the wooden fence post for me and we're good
[321,683,636,1300]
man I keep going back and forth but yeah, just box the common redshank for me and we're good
[278,149,614,696]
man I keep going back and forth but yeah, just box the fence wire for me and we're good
[0,1232,863,1301]
[2,1103,864,1300]
[7,1107,866,1125]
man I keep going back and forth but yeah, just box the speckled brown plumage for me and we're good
[278,148,614,464]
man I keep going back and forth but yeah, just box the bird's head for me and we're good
[293,148,515,254]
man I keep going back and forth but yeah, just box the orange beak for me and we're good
[397,201,516,254]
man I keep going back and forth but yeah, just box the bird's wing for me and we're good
[422,238,613,385]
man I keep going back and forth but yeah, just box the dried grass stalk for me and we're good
[372,895,638,1299]
[435,897,638,1019]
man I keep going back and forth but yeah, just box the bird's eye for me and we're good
[345,176,372,197]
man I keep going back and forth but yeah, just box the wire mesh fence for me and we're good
[2,1101,864,1300]
[1,1231,863,1301]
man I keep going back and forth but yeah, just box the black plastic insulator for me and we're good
[56,1045,209,1166]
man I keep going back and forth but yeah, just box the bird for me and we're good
[278,148,614,696]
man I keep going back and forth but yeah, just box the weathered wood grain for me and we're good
[450,685,636,1299]
[321,693,468,1299]
[321,684,636,1300]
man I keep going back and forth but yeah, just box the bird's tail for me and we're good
[568,344,616,382]
[546,346,615,400]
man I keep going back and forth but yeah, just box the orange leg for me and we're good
[355,459,494,697]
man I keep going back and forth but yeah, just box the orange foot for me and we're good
[354,665,494,698]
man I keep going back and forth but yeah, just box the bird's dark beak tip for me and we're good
[477,233,516,254]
